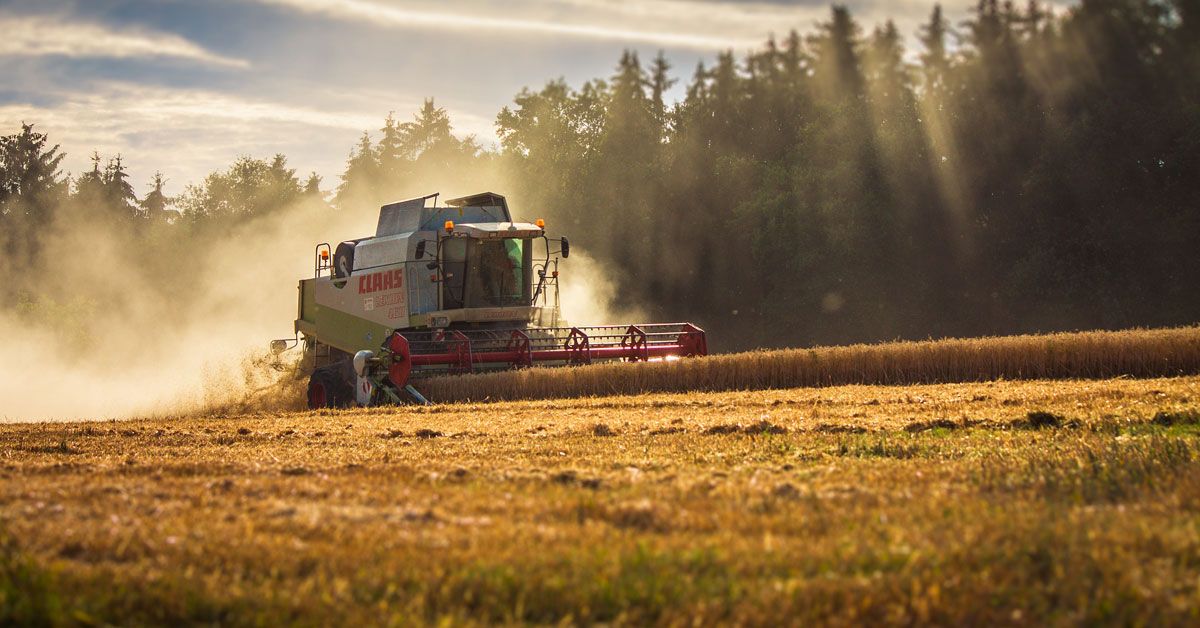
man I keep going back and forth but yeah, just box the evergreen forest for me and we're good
[3,1,1198,350]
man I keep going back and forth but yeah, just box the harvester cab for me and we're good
[284,192,707,408]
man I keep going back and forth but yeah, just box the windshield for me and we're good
[442,238,532,309]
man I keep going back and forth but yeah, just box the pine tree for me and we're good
[73,152,106,209]
[603,51,657,161]
[0,123,64,192]
[782,30,804,78]
[919,5,952,91]
[1023,0,1048,37]
[376,112,408,194]
[866,21,909,97]
[809,5,866,99]
[403,99,453,158]
[103,155,139,220]
[0,123,66,219]
[395,99,479,190]
[0,123,67,278]
[304,172,322,196]
[140,171,172,223]
[649,51,675,133]
[607,50,670,301]
[265,153,301,213]
[335,132,379,209]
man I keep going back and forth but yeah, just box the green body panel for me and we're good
[296,278,393,355]
[297,279,316,327]
[316,306,393,354]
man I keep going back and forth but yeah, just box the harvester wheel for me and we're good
[307,365,353,409]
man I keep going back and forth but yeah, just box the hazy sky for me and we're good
[1,0,969,196]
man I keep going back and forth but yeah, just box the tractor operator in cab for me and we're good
[462,239,523,307]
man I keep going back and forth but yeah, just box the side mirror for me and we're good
[560,237,570,259]
[415,241,427,259]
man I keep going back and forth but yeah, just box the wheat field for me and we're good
[418,326,1200,403]
[3,375,1200,624]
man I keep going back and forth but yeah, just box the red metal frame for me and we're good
[505,330,533,369]
[387,323,707,389]
[565,327,591,365]
[447,330,473,374]
[621,325,648,362]
[678,323,708,357]
[386,332,412,388]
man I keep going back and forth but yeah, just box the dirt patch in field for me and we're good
[1152,410,1200,426]
[905,418,980,432]
[703,421,787,436]
[591,423,618,437]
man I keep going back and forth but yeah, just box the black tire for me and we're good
[307,364,354,409]
[333,241,357,280]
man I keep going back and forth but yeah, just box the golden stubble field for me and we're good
[3,376,1200,625]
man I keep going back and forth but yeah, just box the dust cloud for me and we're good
[555,250,647,327]
[0,196,374,422]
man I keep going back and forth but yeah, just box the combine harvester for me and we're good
[274,192,707,407]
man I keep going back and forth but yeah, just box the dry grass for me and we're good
[3,375,1200,624]
[419,325,1200,403]
[197,350,309,416]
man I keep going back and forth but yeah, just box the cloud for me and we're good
[250,0,953,54]
[0,82,368,194]
[251,0,768,50]
[0,82,494,196]
[0,13,249,68]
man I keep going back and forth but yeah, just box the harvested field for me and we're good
[419,326,1200,403]
[4,375,1200,624]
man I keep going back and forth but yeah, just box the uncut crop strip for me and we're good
[418,326,1200,403]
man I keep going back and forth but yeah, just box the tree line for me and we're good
[2,1,1198,351]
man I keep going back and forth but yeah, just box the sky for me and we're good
[1,0,970,197]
